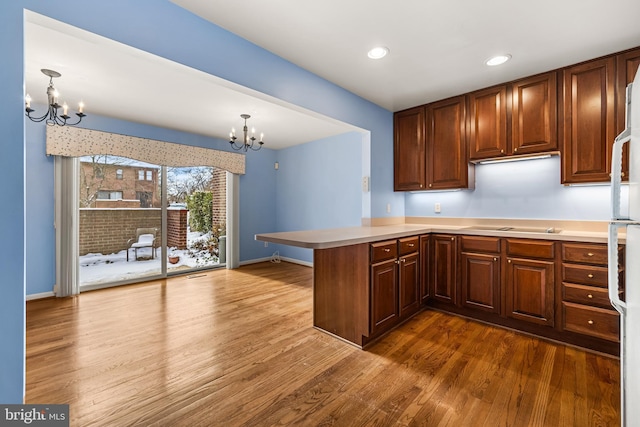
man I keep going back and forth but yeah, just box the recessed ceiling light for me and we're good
[485,54,512,66]
[367,46,389,59]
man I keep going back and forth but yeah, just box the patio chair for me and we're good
[127,227,159,261]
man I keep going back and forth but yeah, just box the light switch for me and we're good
[362,176,370,192]
[435,202,441,213]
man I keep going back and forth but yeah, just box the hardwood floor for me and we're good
[26,262,620,426]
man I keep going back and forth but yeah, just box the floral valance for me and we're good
[46,126,245,175]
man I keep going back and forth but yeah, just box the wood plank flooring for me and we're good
[26,262,620,426]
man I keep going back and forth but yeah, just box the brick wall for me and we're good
[79,209,162,256]
[211,168,226,228]
[167,208,188,250]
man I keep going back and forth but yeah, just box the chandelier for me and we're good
[229,114,264,152]
[25,69,86,126]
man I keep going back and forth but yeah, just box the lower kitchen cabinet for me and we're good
[431,234,457,305]
[460,236,501,314]
[371,257,399,334]
[505,238,555,327]
[560,242,623,342]
[370,237,420,337]
[398,237,421,319]
[420,235,430,303]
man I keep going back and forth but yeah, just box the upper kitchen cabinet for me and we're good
[468,85,508,160]
[511,72,558,155]
[616,48,640,179]
[561,57,616,184]
[469,73,558,161]
[426,96,472,190]
[394,106,426,191]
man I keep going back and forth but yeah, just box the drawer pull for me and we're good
[587,252,594,257]
[588,320,594,325]
[587,274,594,278]
[408,243,415,247]
[587,294,593,299]
[384,248,390,253]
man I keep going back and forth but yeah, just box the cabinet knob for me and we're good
[587,252,594,257]
[451,237,455,241]
[587,274,594,278]
[508,259,511,263]
[408,243,415,247]
[587,294,593,299]
[384,248,390,252]
[500,149,504,153]
[588,320,594,325]
[622,172,626,177]
[429,184,433,188]
[514,148,518,152]
[493,257,497,261]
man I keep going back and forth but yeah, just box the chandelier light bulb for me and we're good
[25,94,31,109]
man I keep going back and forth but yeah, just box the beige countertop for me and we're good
[255,218,622,249]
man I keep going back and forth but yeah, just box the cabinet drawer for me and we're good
[506,239,554,259]
[562,302,619,342]
[371,240,397,263]
[562,263,608,287]
[562,243,608,265]
[398,237,419,256]
[562,282,612,308]
[460,236,500,253]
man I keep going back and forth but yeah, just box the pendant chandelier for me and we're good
[229,114,264,152]
[25,69,86,126]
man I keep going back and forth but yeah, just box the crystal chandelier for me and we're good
[25,69,86,126]
[229,114,264,152]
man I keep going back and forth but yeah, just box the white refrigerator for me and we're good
[609,67,640,426]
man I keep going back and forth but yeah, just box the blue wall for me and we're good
[272,132,364,263]
[1,0,394,402]
[406,156,626,220]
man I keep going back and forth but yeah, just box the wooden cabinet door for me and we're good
[561,57,616,184]
[505,257,555,327]
[469,86,508,160]
[460,252,500,314]
[511,72,558,155]
[420,235,430,303]
[426,96,469,190]
[394,107,426,191]
[616,48,640,180]
[370,259,399,333]
[399,252,420,318]
[431,235,457,305]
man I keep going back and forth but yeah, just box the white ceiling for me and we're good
[173,0,640,111]
[26,2,640,149]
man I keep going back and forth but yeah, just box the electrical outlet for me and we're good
[264,241,268,247]
[435,202,441,213]
[386,203,391,213]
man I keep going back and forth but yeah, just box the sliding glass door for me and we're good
[77,156,226,290]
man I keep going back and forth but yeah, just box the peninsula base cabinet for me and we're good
[313,235,424,348]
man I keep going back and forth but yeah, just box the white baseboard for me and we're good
[239,257,313,268]
[26,291,55,301]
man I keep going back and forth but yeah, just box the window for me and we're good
[136,191,153,208]
[146,170,153,181]
[116,169,123,180]
[97,191,123,200]
[138,170,144,181]
[95,167,104,179]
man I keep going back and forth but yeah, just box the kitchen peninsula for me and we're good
[256,219,622,354]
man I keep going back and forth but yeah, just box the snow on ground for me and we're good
[79,230,220,286]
